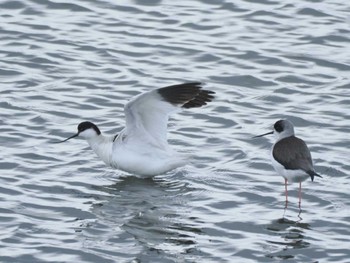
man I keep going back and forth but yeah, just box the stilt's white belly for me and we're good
[270,150,309,183]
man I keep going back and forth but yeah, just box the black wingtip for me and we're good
[157,82,215,109]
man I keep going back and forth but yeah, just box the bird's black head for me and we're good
[77,121,101,135]
[55,121,101,143]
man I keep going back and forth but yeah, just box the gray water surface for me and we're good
[1,0,349,262]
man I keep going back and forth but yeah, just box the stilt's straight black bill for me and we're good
[253,131,273,138]
[54,133,79,143]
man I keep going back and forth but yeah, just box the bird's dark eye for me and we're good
[274,121,284,132]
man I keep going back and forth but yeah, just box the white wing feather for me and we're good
[124,89,179,148]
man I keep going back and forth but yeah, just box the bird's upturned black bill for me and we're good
[253,131,273,138]
[54,133,79,143]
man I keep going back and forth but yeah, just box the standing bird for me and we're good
[56,82,215,177]
[254,119,321,205]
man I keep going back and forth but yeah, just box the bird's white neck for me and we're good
[86,135,113,166]
[275,130,294,142]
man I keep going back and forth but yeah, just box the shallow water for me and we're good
[1,0,349,262]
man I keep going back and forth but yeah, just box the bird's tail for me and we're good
[307,170,322,182]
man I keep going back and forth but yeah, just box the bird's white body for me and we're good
[60,83,214,178]
[85,129,187,177]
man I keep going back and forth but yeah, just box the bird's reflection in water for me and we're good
[90,172,203,258]
[265,210,311,260]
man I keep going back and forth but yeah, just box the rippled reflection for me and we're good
[265,212,312,260]
[87,173,203,260]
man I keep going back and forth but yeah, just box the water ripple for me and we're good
[0,0,349,262]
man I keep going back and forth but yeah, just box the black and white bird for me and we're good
[57,82,215,177]
[254,119,321,205]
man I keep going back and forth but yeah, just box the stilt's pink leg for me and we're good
[298,182,302,207]
[285,178,288,207]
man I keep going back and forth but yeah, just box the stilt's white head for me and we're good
[254,119,295,141]
[273,119,295,141]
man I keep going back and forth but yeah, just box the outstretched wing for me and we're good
[123,82,214,147]
[273,136,314,173]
